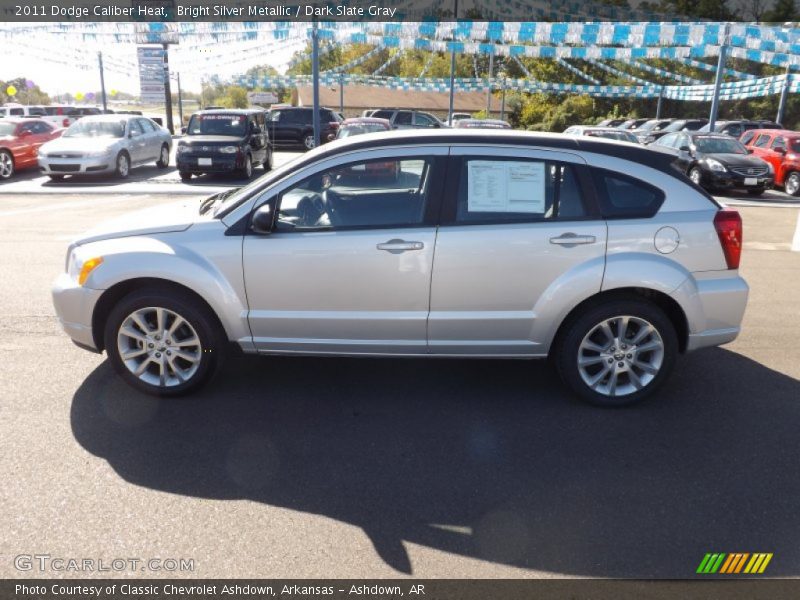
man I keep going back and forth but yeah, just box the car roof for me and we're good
[193,108,265,115]
[0,117,47,124]
[687,132,737,139]
[747,128,799,137]
[341,117,391,126]
[314,129,681,173]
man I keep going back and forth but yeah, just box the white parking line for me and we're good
[792,211,800,253]
[0,195,139,218]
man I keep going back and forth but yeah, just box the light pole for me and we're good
[97,52,108,112]
[486,52,494,115]
[447,0,459,124]
[499,72,507,121]
[312,19,321,147]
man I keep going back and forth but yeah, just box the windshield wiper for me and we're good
[199,187,239,215]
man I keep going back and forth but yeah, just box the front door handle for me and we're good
[377,239,425,253]
[550,233,597,246]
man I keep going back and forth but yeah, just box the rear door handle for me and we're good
[377,239,425,253]
[550,233,597,246]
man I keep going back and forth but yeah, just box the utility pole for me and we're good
[777,64,791,125]
[312,19,321,147]
[500,75,507,121]
[339,72,344,115]
[162,42,174,134]
[175,72,184,126]
[447,0,459,124]
[486,52,494,115]
[656,85,664,119]
[708,23,730,133]
[97,51,108,112]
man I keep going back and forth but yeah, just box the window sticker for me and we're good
[467,160,546,213]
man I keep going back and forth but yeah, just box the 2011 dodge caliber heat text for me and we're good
[52,131,749,406]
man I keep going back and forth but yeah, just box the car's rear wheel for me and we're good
[303,133,316,151]
[115,152,130,179]
[179,171,192,181]
[785,172,800,196]
[156,144,169,168]
[104,289,227,396]
[555,300,678,407]
[0,150,15,180]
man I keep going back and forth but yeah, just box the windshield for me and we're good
[694,136,747,154]
[0,122,16,136]
[336,124,389,138]
[662,120,687,132]
[187,114,247,136]
[64,119,125,138]
[214,151,310,217]
[637,120,660,131]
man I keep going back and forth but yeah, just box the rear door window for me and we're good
[754,134,772,148]
[591,169,665,219]
[740,131,756,145]
[395,112,413,126]
[452,158,588,223]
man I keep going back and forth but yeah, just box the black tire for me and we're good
[746,188,764,196]
[240,153,253,178]
[179,171,192,181]
[115,151,130,179]
[103,288,227,397]
[263,145,273,172]
[688,167,703,187]
[156,144,170,168]
[48,174,65,181]
[0,149,15,180]
[554,299,678,407]
[784,171,800,196]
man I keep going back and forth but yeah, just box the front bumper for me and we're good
[39,155,114,175]
[705,170,773,190]
[177,154,242,174]
[52,273,104,352]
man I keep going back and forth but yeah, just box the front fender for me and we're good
[81,227,249,347]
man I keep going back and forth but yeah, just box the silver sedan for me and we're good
[38,115,172,180]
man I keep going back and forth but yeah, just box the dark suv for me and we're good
[697,119,783,138]
[267,107,341,151]
[369,109,446,130]
[176,109,271,181]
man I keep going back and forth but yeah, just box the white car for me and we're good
[38,115,172,180]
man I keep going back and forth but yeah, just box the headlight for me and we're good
[67,250,104,286]
[219,146,239,154]
[765,161,774,174]
[706,158,727,172]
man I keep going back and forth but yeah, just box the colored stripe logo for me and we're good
[697,553,773,574]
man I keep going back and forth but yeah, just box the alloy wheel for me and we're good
[0,151,14,179]
[117,153,130,178]
[786,173,800,196]
[576,315,665,398]
[116,306,203,388]
[303,135,316,150]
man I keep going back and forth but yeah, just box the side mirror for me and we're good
[18,130,31,137]
[251,203,274,235]
[775,146,787,154]
[679,145,691,153]
[252,125,262,135]
[180,126,187,135]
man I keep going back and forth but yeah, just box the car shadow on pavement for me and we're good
[71,349,800,576]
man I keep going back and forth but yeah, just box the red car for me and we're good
[740,128,800,196]
[0,118,63,180]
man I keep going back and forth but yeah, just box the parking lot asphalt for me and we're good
[1,161,799,578]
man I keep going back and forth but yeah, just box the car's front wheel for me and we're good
[115,152,130,179]
[239,153,253,179]
[688,167,703,187]
[785,172,800,196]
[104,288,226,396]
[555,299,678,407]
[0,149,15,180]
[179,171,192,181]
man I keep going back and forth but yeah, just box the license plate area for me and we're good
[744,177,757,186]
[198,158,212,166]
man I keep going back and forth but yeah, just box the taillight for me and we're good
[713,208,743,269]
[62,118,70,127]
[329,121,339,130]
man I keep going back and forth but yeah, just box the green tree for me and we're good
[763,0,798,21]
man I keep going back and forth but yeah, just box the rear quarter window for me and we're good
[591,168,665,219]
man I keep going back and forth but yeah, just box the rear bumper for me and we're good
[673,274,749,352]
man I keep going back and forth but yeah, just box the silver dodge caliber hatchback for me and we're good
[53,130,748,406]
